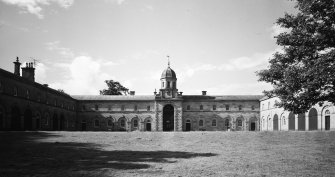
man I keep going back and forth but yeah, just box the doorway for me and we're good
[250,122,256,131]
[24,109,33,131]
[81,121,87,131]
[185,119,191,131]
[163,104,174,131]
[325,116,330,130]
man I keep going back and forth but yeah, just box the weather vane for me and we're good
[167,55,170,67]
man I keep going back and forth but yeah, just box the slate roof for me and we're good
[161,66,176,79]
[71,94,264,101]
[71,95,155,101]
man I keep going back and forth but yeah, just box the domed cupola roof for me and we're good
[161,66,176,79]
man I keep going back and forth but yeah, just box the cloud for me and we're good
[271,24,291,38]
[104,0,125,5]
[45,41,75,58]
[49,56,113,95]
[1,0,74,19]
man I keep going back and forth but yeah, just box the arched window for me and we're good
[199,119,204,127]
[94,120,100,127]
[212,119,217,127]
[237,119,242,126]
[133,119,138,127]
[120,119,125,127]
[108,119,113,126]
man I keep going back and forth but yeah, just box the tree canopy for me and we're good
[257,0,335,114]
[99,80,129,95]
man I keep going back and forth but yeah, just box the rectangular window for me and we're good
[134,105,137,111]
[213,105,216,110]
[108,105,111,110]
[121,105,125,111]
[239,105,242,111]
[167,81,170,88]
[187,105,190,110]
[95,105,98,111]
[200,105,203,110]
[225,105,229,111]
[147,106,150,111]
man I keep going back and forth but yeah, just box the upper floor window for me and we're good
[82,105,86,110]
[95,105,98,111]
[212,119,217,127]
[13,86,18,96]
[225,105,229,111]
[147,106,150,111]
[238,105,242,111]
[199,119,204,127]
[26,89,30,99]
[251,105,255,110]
[187,105,190,110]
[167,81,170,88]
[0,81,3,92]
[213,105,216,110]
[54,99,57,106]
[200,105,203,110]
[108,105,111,110]
[173,82,176,89]
[121,105,125,111]
[134,105,138,111]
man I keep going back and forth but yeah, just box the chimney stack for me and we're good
[22,62,35,82]
[202,91,207,96]
[13,57,21,76]
[130,91,135,95]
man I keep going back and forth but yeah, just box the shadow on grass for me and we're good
[0,132,216,176]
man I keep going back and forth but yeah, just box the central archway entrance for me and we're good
[163,104,174,131]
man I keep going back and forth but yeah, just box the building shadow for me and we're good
[0,132,216,176]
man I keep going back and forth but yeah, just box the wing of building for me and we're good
[1,57,333,131]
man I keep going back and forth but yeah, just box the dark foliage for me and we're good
[99,80,129,95]
[257,0,335,113]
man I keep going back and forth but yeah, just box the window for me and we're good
[251,105,255,110]
[199,120,204,127]
[120,119,125,127]
[167,81,170,88]
[237,120,242,126]
[108,119,113,126]
[187,105,190,110]
[13,86,18,96]
[225,105,229,111]
[173,82,176,88]
[82,105,86,110]
[147,106,150,111]
[200,105,203,110]
[325,110,330,115]
[108,105,111,111]
[213,105,216,110]
[212,119,217,126]
[54,99,57,106]
[121,105,125,111]
[134,105,138,111]
[133,119,138,127]
[26,89,30,99]
[95,105,98,111]
[94,120,100,127]
[238,105,242,111]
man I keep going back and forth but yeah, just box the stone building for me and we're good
[0,57,262,131]
[260,97,335,131]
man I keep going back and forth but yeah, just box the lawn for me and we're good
[0,131,334,177]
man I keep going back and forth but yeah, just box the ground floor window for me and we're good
[199,119,204,127]
[133,119,138,127]
[94,120,100,127]
[108,119,113,126]
[237,120,242,126]
[212,119,217,127]
[120,119,126,127]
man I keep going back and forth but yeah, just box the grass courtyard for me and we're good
[0,131,335,177]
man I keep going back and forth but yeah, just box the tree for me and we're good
[100,80,129,95]
[257,0,335,114]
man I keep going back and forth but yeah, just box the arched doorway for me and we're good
[24,109,33,131]
[308,108,318,130]
[273,114,279,131]
[298,113,305,131]
[185,119,191,131]
[325,110,330,131]
[288,112,295,130]
[52,113,59,131]
[249,118,256,131]
[224,119,230,131]
[163,104,174,131]
[118,117,127,131]
[11,106,21,130]
[145,118,152,131]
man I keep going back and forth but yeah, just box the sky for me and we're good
[0,0,297,95]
